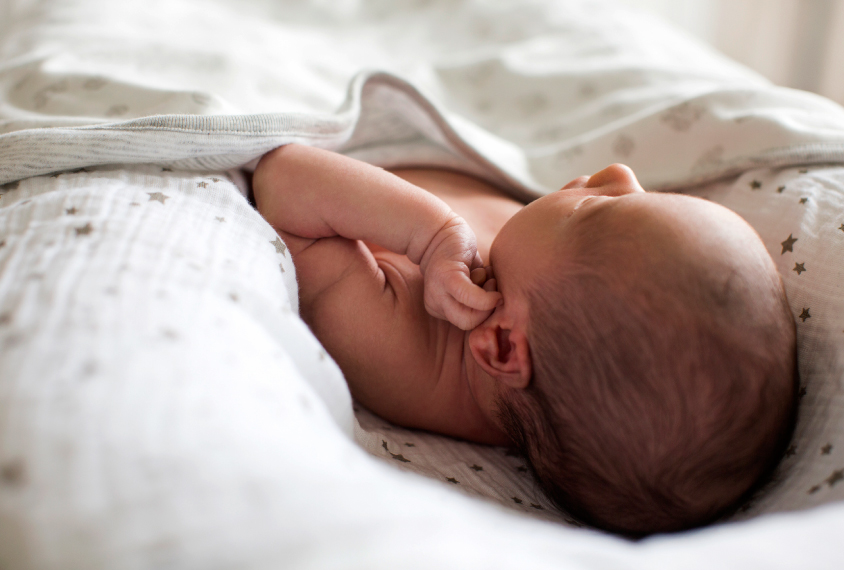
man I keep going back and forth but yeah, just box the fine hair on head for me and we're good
[496,195,798,535]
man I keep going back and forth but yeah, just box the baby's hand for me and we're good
[470,265,498,293]
[419,217,502,330]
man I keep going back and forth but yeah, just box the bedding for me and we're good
[4,0,844,193]
[1,0,844,568]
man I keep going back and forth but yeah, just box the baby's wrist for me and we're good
[411,211,465,269]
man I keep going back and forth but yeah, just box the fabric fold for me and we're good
[4,0,844,196]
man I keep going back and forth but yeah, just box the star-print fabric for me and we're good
[355,405,576,526]
[0,165,351,432]
[5,0,844,201]
[685,164,844,521]
[3,0,844,567]
[2,164,842,569]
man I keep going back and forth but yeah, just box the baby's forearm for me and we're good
[253,144,455,263]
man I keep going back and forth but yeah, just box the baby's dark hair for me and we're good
[496,200,798,535]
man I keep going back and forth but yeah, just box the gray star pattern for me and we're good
[271,237,287,255]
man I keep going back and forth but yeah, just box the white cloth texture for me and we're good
[2,162,842,570]
[1,0,844,569]
[3,0,844,194]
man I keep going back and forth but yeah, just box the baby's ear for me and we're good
[468,314,531,390]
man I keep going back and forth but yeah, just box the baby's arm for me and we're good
[253,144,500,329]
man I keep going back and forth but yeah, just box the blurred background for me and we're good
[1,0,841,105]
[618,0,844,104]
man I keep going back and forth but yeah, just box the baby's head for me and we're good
[468,165,797,535]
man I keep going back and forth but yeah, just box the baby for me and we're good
[253,144,797,535]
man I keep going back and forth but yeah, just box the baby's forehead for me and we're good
[553,192,762,282]
[495,191,750,302]
[566,192,743,243]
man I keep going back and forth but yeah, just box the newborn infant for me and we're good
[253,144,797,535]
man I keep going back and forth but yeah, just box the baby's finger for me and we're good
[443,296,493,330]
[450,275,502,312]
[470,267,487,286]
[483,278,497,292]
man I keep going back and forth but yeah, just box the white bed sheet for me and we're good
[1,0,844,568]
[0,163,840,570]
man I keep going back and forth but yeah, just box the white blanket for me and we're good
[3,0,844,195]
[2,162,841,570]
[2,0,844,568]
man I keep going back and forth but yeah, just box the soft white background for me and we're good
[618,0,844,105]
[4,0,842,103]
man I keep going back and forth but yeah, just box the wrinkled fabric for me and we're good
[3,0,844,195]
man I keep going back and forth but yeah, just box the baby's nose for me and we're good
[586,164,643,195]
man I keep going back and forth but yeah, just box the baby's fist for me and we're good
[419,217,502,330]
